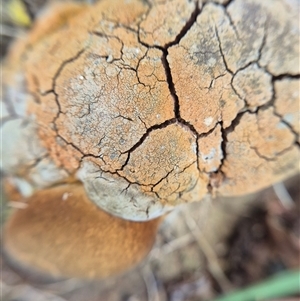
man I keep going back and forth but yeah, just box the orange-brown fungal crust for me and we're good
[4,184,161,279]
[274,79,300,143]
[197,124,223,173]
[1,0,299,220]
[217,109,298,195]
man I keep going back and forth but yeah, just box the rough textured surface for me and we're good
[1,0,299,220]
[274,79,300,143]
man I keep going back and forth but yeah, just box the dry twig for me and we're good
[180,208,233,293]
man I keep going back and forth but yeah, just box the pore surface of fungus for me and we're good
[1,0,299,221]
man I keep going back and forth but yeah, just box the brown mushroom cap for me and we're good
[1,0,299,221]
[3,183,161,280]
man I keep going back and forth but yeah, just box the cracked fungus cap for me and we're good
[1,0,300,221]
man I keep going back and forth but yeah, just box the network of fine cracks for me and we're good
[12,0,299,201]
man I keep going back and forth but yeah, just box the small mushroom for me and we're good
[3,183,161,280]
[1,0,299,279]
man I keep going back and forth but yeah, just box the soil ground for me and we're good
[1,175,299,301]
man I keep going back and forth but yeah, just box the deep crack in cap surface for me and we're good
[1,0,299,220]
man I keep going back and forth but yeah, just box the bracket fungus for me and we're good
[1,0,299,279]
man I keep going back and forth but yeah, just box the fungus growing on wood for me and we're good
[1,0,299,279]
